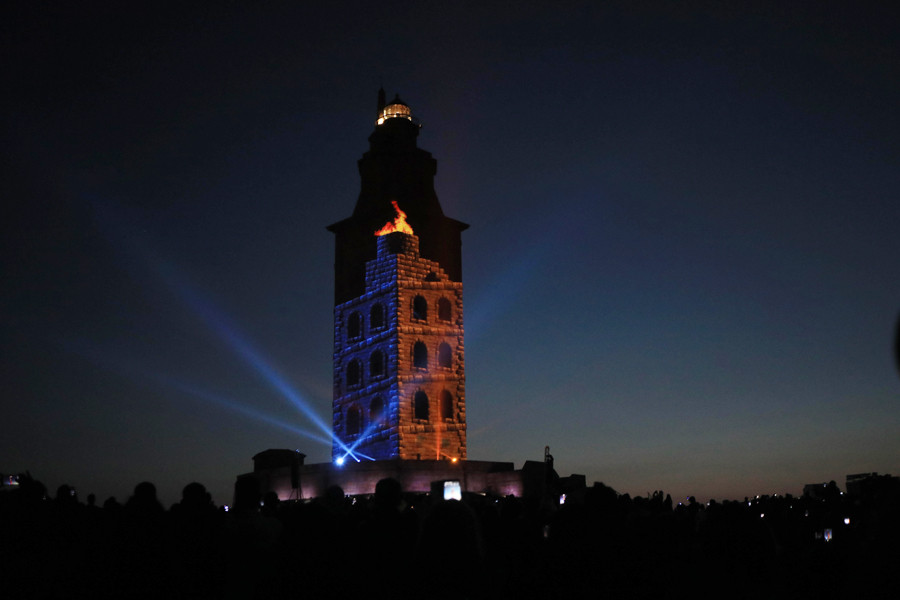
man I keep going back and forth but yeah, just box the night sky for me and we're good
[4,2,899,507]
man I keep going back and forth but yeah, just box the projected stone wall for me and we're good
[333,232,466,461]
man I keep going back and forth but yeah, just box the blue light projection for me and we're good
[87,199,355,456]
[59,336,330,446]
[156,270,365,458]
[338,419,380,463]
[166,379,333,445]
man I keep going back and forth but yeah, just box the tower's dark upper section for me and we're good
[327,91,468,304]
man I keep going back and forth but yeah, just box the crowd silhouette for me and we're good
[2,472,898,599]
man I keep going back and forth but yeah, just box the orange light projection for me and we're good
[374,200,414,236]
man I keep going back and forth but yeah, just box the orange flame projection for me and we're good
[374,200,414,236]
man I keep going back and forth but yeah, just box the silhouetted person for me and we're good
[224,477,282,599]
[116,481,167,596]
[261,490,280,517]
[415,499,485,599]
[360,479,419,599]
[169,482,224,599]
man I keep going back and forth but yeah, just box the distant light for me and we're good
[824,529,833,541]
[451,457,458,463]
[760,513,765,519]
[335,456,345,466]
[844,517,850,525]
[223,505,229,512]
[559,494,566,505]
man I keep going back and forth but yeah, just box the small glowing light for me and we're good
[223,505,229,512]
[824,528,833,542]
[376,102,413,125]
[559,494,566,505]
[451,457,458,463]
[335,456,345,466]
[844,517,850,525]
[760,513,765,519]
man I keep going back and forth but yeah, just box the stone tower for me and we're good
[328,92,468,462]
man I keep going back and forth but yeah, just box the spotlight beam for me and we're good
[91,199,349,453]
[59,337,331,446]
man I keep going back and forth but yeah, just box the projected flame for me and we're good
[374,200,414,236]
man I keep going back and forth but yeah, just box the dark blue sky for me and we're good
[4,2,899,506]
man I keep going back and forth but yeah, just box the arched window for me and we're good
[370,350,384,378]
[413,341,428,369]
[414,391,429,420]
[438,297,452,322]
[346,405,361,436]
[412,295,428,321]
[346,359,361,387]
[348,312,362,339]
[370,396,383,423]
[440,390,454,420]
[438,342,452,368]
[370,303,385,329]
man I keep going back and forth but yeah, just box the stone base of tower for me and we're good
[237,454,572,502]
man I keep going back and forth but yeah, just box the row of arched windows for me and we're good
[344,390,456,436]
[345,396,384,436]
[346,296,455,340]
[344,350,386,388]
[412,341,453,370]
[347,303,386,340]
[414,390,456,422]
[412,295,453,323]
[345,340,455,388]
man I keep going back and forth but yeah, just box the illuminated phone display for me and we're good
[443,480,461,501]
